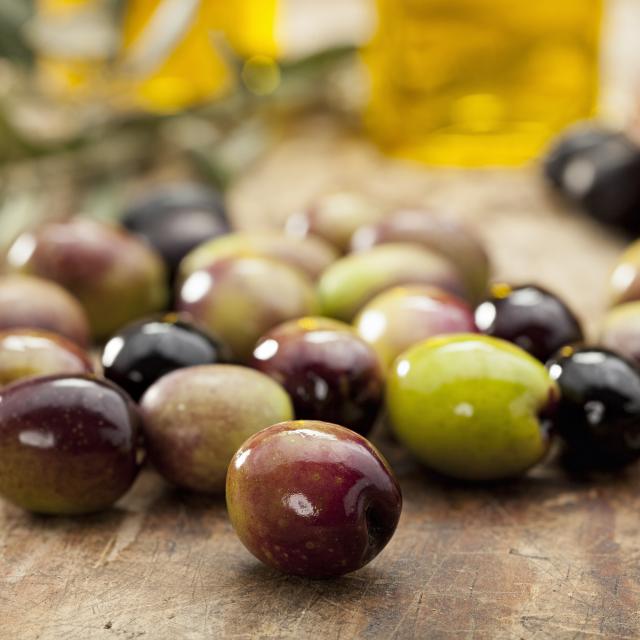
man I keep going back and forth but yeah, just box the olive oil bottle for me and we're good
[36,0,279,111]
[365,0,603,166]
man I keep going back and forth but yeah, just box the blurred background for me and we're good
[0,0,639,248]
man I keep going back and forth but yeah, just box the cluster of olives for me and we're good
[2,183,640,579]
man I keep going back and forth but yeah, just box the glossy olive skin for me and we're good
[251,318,384,436]
[0,375,141,514]
[547,347,640,469]
[122,183,229,282]
[600,302,640,366]
[0,275,90,347]
[475,284,584,362]
[355,285,477,371]
[387,334,559,480]
[610,240,640,306]
[318,243,466,322]
[6,218,168,340]
[351,210,491,302]
[544,126,640,232]
[140,365,293,493]
[286,191,386,252]
[102,315,231,401]
[177,257,318,361]
[178,231,338,283]
[226,420,402,578]
[0,329,94,387]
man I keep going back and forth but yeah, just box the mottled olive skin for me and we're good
[177,257,318,361]
[600,302,640,365]
[610,240,640,306]
[286,192,386,252]
[548,347,640,469]
[0,375,141,514]
[102,314,231,401]
[387,334,559,481]
[475,283,584,362]
[0,329,94,387]
[140,365,293,493]
[226,420,402,578]
[355,286,477,371]
[251,318,384,436]
[318,243,466,322]
[178,231,338,283]
[0,275,90,347]
[6,218,168,340]
[122,183,229,282]
[351,210,491,302]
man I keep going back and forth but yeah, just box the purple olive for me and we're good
[6,217,168,340]
[176,256,318,361]
[251,317,384,435]
[0,275,90,347]
[351,209,490,302]
[354,285,478,370]
[475,283,584,362]
[226,420,402,578]
[0,329,94,387]
[0,375,142,514]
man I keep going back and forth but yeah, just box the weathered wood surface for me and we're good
[2,114,639,639]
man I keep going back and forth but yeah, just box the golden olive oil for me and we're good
[36,0,279,111]
[365,0,603,166]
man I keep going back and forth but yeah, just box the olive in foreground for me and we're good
[178,231,338,284]
[475,283,584,362]
[0,275,90,347]
[226,420,402,578]
[122,182,229,281]
[251,317,384,436]
[0,375,141,514]
[0,329,94,387]
[600,302,640,366]
[102,314,231,401]
[351,209,491,302]
[177,256,318,361]
[355,285,477,371]
[6,217,168,340]
[547,347,640,470]
[140,365,293,493]
[318,243,466,322]
[386,335,558,480]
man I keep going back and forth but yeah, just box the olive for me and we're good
[0,375,142,514]
[122,182,230,282]
[548,346,640,470]
[0,275,90,348]
[475,283,584,362]
[0,329,94,387]
[251,317,384,436]
[102,314,231,401]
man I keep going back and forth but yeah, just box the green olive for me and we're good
[386,334,559,481]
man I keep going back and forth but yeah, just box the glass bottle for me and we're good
[365,0,604,166]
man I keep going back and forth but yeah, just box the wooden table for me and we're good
[1,114,638,639]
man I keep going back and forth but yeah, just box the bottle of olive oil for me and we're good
[36,0,279,111]
[365,0,603,166]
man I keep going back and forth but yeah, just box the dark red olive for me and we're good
[0,375,142,514]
